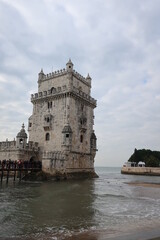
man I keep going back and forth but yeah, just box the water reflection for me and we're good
[0,179,97,238]
[1,168,160,239]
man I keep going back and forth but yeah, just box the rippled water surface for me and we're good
[0,167,160,239]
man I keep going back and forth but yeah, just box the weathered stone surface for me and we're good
[0,60,98,179]
[23,170,99,181]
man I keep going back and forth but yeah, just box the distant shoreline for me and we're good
[126,182,160,188]
[121,166,160,176]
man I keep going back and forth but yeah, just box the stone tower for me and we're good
[29,59,97,177]
[16,123,27,149]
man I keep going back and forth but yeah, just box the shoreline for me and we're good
[64,229,160,240]
[1,231,160,240]
[121,166,160,176]
[126,182,160,188]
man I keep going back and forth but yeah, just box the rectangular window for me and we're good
[48,101,52,109]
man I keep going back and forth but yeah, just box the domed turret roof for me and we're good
[66,58,73,65]
[86,73,91,79]
[62,125,72,133]
[16,123,28,138]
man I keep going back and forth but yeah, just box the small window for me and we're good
[51,87,56,93]
[47,117,50,122]
[46,133,50,141]
[19,139,23,144]
[66,134,69,138]
[80,135,83,143]
[63,85,66,91]
[81,104,84,111]
[29,122,32,127]
[48,101,52,109]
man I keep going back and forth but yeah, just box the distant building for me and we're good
[0,60,97,177]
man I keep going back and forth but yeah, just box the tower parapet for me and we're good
[31,88,96,107]
[36,59,91,88]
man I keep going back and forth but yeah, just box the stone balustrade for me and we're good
[0,141,39,151]
[0,141,16,150]
[43,151,65,160]
[31,86,96,106]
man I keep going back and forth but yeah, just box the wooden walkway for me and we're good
[0,166,41,183]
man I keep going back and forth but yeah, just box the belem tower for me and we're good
[0,59,97,178]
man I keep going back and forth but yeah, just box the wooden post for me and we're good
[13,169,16,182]
[6,169,9,183]
[1,169,3,183]
[6,163,10,184]
[19,169,22,182]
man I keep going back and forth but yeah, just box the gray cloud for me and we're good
[0,0,160,166]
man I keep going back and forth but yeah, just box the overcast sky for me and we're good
[0,0,160,167]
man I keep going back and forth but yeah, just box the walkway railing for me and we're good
[0,160,42,183]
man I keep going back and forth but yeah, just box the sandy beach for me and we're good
[126,182,160,188]
[64,229,160,240]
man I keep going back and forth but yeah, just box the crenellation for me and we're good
[31,86,96,107]
[38,64,90,88]
[39,68,68,82]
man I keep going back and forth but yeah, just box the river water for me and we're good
[0,167,160,240]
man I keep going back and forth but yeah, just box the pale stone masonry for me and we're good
[0,59,97,177]
[121,166,160,176]
[0,124,39,162]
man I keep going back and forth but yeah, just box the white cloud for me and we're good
[0,0,160,166]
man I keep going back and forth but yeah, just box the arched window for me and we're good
[80,135,83,143]
[46,133,50,141]
[81,104,84,111]
[51,87,56,94]
[66,134,69,138]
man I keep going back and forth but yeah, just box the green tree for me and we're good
[128,149,160,167]
[146,156,159,167]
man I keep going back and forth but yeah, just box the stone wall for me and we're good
[121,166,160,176]
[42,151,94,175]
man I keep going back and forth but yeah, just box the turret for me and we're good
[90,130,97,152]
[38,68,45,81]
[16,123,28,149]
[66,59,74,72]
[86,73,92,86]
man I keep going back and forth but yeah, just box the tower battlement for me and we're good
[38,63,91,87]
[31,87,96,107]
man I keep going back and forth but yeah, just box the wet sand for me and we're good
[64,228,160,240]
[1,227,160,240]
[126,182,160,188]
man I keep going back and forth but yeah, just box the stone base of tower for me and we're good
[41,151,98,179]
